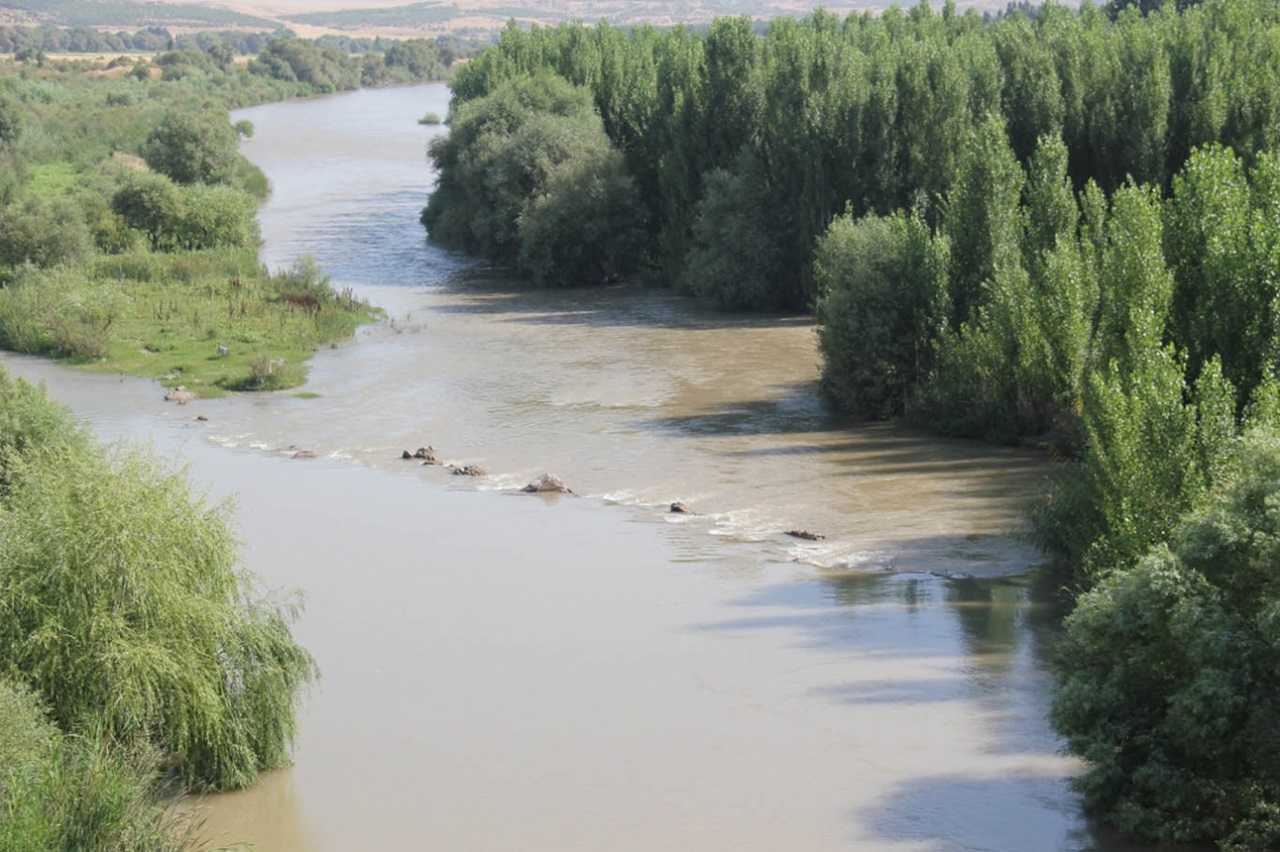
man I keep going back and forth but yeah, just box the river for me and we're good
[0,83,1134,850]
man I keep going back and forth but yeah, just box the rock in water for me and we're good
[522,473,574,494]
[451,465,486,476]
[670,502,696,514]
[785,529,825,541]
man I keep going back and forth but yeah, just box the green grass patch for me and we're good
[0,251,381,395]
[27,162,83,195]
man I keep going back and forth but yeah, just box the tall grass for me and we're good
[0,681,197,852]
[0,726,196,852]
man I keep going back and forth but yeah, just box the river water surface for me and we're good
[1,83,1132,850]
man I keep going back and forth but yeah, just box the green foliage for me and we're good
[1052,427,1280,848]
[0,438,317,790]
[112,174,259,252]
[814,208,948,418]
[915,116,1036,441]
[0,371,312,846]
[517,146,642,288]
[423,71,642,285]
[0,680,56,772]
[682,147,782,309]
[435,0,1280,316]
[111,174,184,251]
[0,266,123,360]
[942,113,1026,329]
[0,93,23,149]
[249,38,361,94]
[1166,145,1280,405]
[143,110,241,186]
[0,370,88,492]
[171,183,260,251]
[0,197,94,271]
[0,727,193,852]
[0,248,376,391]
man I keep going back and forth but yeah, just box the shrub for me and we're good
[814,209,949,419]
[0,197,94,270]
[0,368,89,492]
[1052,428,1280,848]
[682,148,783,309]
[0,438,317,790]
[0,267,125,361]
[142,109,240,186]
[516,147,642,288]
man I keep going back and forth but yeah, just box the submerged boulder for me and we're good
[670,502,696,514]
[785,529,825,541]
[165,386,195,404]
[451,465,486,476]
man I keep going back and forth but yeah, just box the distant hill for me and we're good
[279,0,891,36]
[0,0,278,30]
[1,0,1009,41]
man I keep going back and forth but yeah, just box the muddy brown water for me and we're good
[0,84,1142,850]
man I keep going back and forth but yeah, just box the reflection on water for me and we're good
[0,83,1148,850]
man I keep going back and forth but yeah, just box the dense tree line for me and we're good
[2,26,463,96]
[0,24,184,55]
[423,2,1280,846]
[0,22,480,71]
[429,1,1279,305]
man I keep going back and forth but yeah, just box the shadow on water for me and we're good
[855,771,1155,852]
[634,391,842,436]
[690,567,1063,664]
[694,568,1154,850]
[692,568,1072,741]
[637,405,1048,467]
[429,267,815,331]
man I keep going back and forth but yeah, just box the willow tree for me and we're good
[0,374,316,791]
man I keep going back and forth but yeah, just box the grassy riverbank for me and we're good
[0,37,416,396]
[1,249,380,395]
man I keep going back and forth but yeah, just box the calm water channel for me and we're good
[0,83,1140,850]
